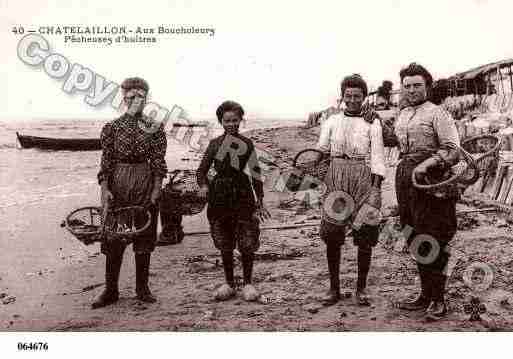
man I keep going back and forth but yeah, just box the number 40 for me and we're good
[12,26,25,35]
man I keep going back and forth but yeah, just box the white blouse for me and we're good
[317,113,387,178]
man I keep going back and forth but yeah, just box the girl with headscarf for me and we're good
[93,77,167,308]
[317,74,386,306]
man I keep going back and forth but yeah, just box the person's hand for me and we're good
[361,102,380,124]
[101,187,113,208]
[366,187,382,210]
[198,185,208,199]
[150,187,162,205]
[413,157,439,183]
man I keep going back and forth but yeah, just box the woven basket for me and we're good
[63,204,152,246]
[285,148,330,191]
[461,134,501,176]
[412,147,479,198]
[62,206,104,245]
[102,205,152,245]
[162,170,207,216]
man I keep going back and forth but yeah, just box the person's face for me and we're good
[123,88,147,115]
[342,87,364,114]
[402,75,427,106]
[375,96,388,110]
[221,111,242,134]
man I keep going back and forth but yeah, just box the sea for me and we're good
[0,117,301,209]
[0,117,303,299]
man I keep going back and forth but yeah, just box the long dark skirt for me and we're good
[396,157,455,298]
[101,162,158,255]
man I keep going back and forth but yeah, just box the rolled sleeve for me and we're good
[149,127,168,178]
[433,108,461,167]
[97,123,115,185]
[370,120,387,178]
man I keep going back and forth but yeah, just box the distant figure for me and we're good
[375,94,390,110]
[375,81,393,110]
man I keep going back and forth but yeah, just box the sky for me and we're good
[1,0,513,121]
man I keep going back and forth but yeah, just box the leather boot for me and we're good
[321,289,341,306]
[397,267,431,311]
[322,244,341,306]
[135,253,157,303]
[425,300,448,321]
[425,274,447,321]
[92,251,123,309]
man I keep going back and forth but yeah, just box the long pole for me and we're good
[182,207,499,236]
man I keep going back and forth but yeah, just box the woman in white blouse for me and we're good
[317,74,386,306]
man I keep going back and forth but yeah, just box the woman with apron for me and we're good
[392,63,460,321]
[317,74,386,306]
[93,77,167,308]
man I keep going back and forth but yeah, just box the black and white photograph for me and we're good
[1,0,513,356]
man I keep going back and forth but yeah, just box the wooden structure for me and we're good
[433,58,513,106]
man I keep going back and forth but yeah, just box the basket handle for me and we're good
[459,146,478,170]
[292,148,327,167]
[103,206,152,238]
[99,199,110,235]
[411,147,479,190]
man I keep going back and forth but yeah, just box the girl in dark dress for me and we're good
[93,77,167,308]
[196,101,268,302]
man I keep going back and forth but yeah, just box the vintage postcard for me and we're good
[1,0,513,357]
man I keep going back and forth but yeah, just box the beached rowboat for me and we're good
[16,132,102,151]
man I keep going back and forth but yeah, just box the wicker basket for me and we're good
[412,147,479,199]
[63,204,152,245]
[285,148,330,191]
[162,170,207,216]
[461,134,501,176]
[62,206,104,245]
[102,205,152,245]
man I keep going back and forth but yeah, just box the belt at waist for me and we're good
[331,154,366,161]
[399,151,434,163]
[114,162,150,170]
[117,159,148,165]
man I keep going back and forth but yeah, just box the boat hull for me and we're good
[16,132,101,151]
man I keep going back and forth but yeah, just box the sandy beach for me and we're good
[2,124,513,331]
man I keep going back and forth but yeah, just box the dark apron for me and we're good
[101,162,158,254]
